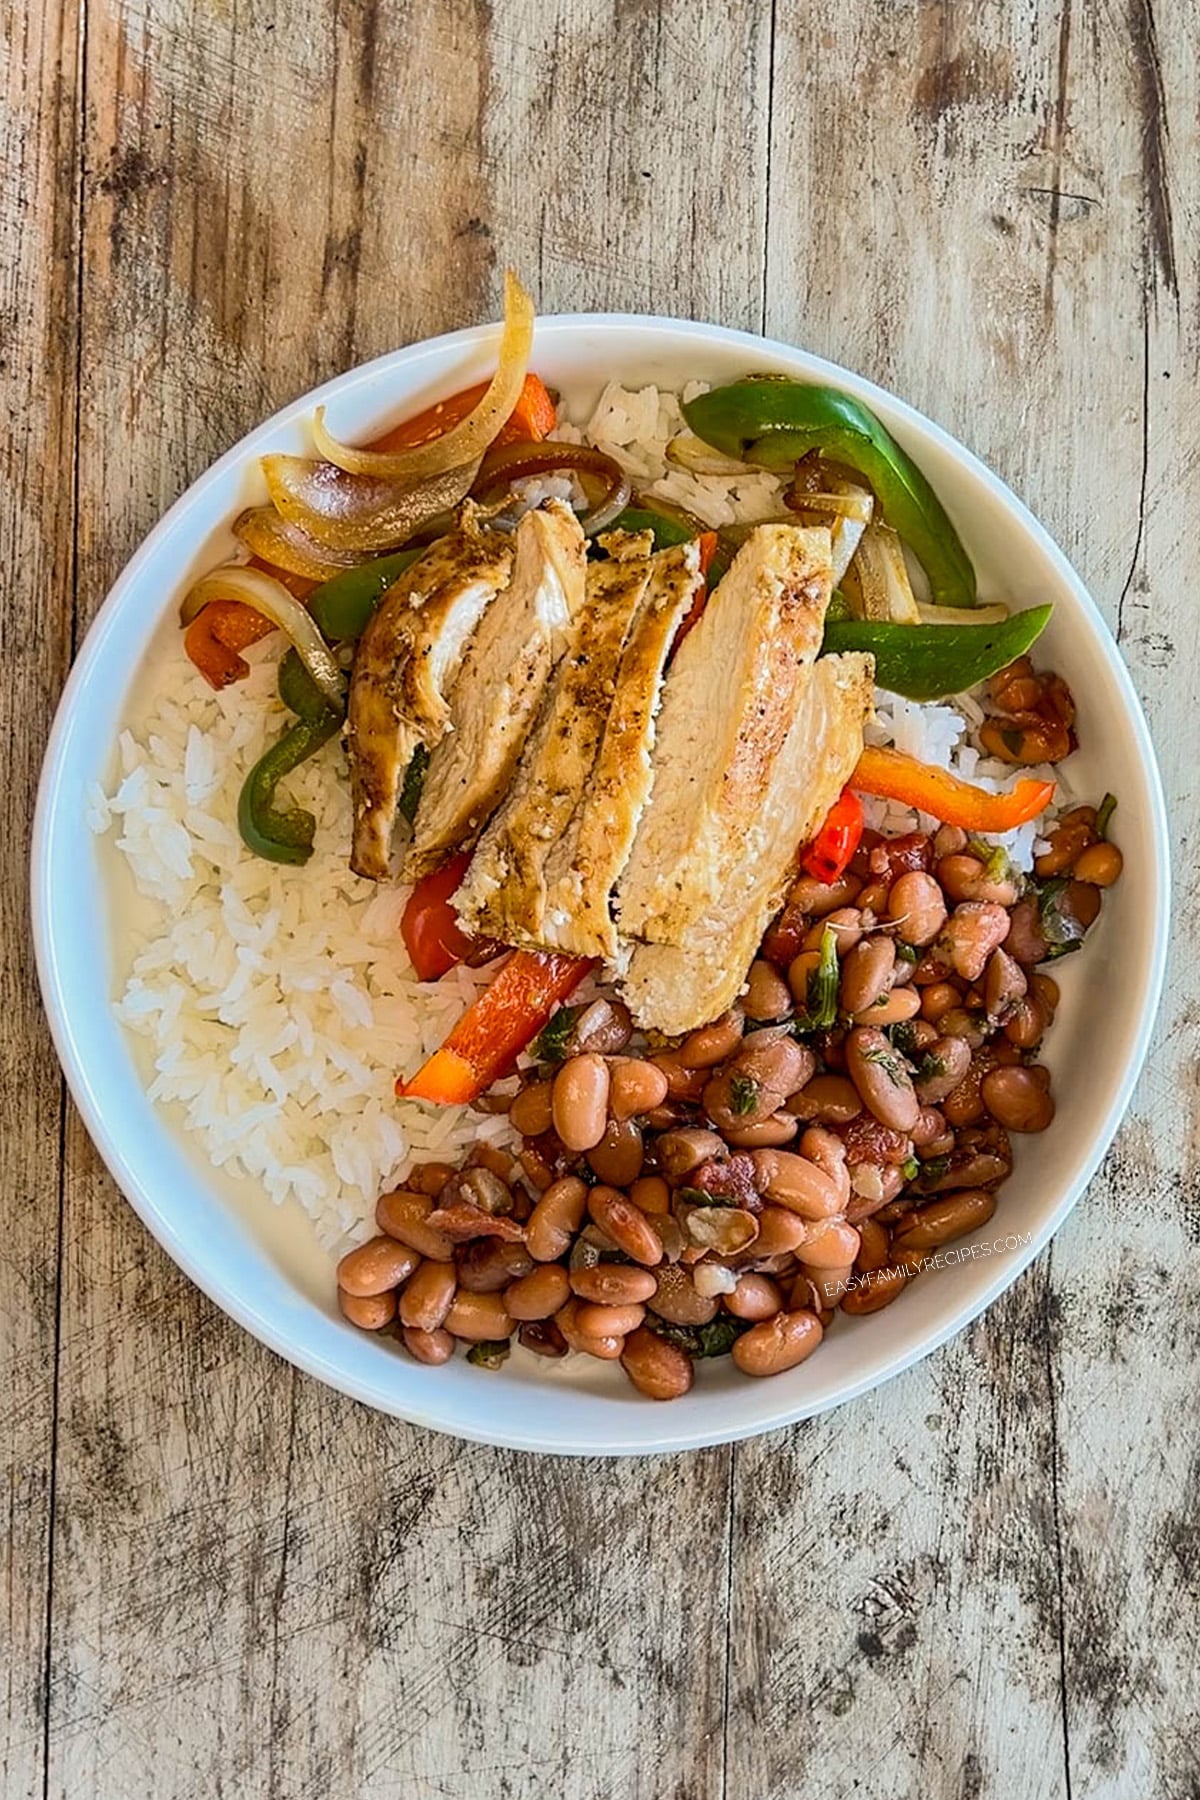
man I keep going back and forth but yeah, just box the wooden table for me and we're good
[4,2,1197,1794]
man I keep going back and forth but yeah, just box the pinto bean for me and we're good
[892,1188,997,1251]
[839,936,895,1015]
[504,1264,571,1321]
[519,1320,568,1358]
[375,1190,455,1262]
[402,1324,455,1363]
[1073,841,1122,887]
[800,1220,861,1269]
[984,948,1027,1021]
[651,1054,709,1104]
[554,1298,623,1360]
[407,1162,456,1197]
[398,1259,457,1331]
[648,1261,720,1325]
[855,1217,890,1272]
[587,1186,663,1266]
[840,1264,913,1315]
[787,873,862,916]
[509,1080,555,1138]
[845,1027,920,1132]
[888,871,947,946]
[726,1273,785,1320]
[526,1176,589,1263]
[552,1053,611,1152]
[937,853,1019,907]
[855,987,921,1027]
[576,1301,645,1337]
[570,1264,658,1305]
[608,1058,670,1120]
[444,1291,513,1342]
[743,959,793,1021]
[1004,897,1049,966]
[338,1287,398,1330]
[802,908,864,956]
[587,1118,645,1186]
[981,1066,1056,1132]
[630,1175,671,1215]
[933,824,968,859]
[910,1105,948,1148]
[620,1327,694,1400]
[753,1205,816,1256]
[941,902,1011,982]
[721,1111,800,1148]
[456,1239,534,1292]
[919,981,962,1023]
[566,996,633,1055]
[724,1031,814,1098]
[655,1127,728,1183]
[750,1148,845,1219]
[912,1035,972,1105]
[787,1074,862,1124]
[336,1235,421,1297]
[1031,972,1060,1013]
[678,1009,745,1068]
[732,1310,824,1376]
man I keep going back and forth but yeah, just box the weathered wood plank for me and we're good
[48,1,771,1795]
[0,0,81,1794]
[741,3,1196,1795]
[1049,6,1200,1793]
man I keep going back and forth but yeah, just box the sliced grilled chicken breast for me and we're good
[621,650,874,1032]
[347,518,513,880]
[539,538,703,957]
[403,501,587,882]
[617,523,835,948]
[454,531,656,948]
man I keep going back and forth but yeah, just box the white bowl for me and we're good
[33,315,1170,1455]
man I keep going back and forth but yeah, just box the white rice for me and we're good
[94,382,1061,1249]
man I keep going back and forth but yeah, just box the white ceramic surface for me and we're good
[32,315,1170,1455]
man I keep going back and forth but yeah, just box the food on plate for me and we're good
[95,273,1122,1401]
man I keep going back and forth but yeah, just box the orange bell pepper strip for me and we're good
[399,952,593,1105]
[183,559,316,689]
[370,372,557,454]
[852,746,1054,831]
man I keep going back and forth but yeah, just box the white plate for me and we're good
[32,315,1170,1455]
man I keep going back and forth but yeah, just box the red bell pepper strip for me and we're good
[400,851,477,982]
[800,787,864,885]
[852,746,1054,831]
[399,953,593,1105]
[668,530,718,662]
[370,372,557,455]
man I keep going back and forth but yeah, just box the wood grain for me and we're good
[0,0,81,1795]
[2,0,1196,1796]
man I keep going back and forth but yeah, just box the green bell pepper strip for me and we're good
[278,645,342,723]
[398,742,430,824]
[309,546,426,642]
[237,713,341,865]
[683,378,977,609]
[608,505,699,550]
[821,603,1051,702]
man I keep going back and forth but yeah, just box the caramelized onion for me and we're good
[260,454,478,554]
[179,565,344,710]
[472,438,631,537]
[311,271,535,479]
[233,506,365,580]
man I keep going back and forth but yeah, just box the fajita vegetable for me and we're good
[399,952,593,1104]
[853,745,1054,830]
[683,377,977,608]
[823,603,1052,700]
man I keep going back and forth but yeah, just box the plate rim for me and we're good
[31,311,1172,1455]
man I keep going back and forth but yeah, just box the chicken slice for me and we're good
[403,501,587,882]
[347,518,513,880]
[621,651,874,1033]
[538,538,704,958]
[454,531,656,948]
[617,523,835,948]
